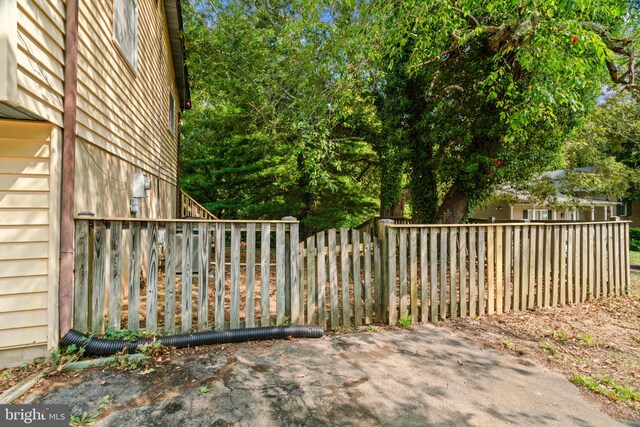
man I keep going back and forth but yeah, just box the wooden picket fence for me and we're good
[73,218,630,334]
[73,218,299,334]
[383,221,631,325]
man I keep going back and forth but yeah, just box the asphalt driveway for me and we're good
[25,324,621,426]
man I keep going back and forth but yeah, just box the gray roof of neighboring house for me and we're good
[164,0,191,110]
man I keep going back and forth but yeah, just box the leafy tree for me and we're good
[180,0,378,233]
[364,0,639,223]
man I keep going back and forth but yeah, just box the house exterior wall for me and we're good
[74,0,179,218]
[4,0,180,218]
[0,0,182,366]
[471,200,512,221]
[627,202,640,228]
[0,120,57,366]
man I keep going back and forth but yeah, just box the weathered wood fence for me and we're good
[383,221,630,325]
[73,218,299,334]
[73,218,630,334]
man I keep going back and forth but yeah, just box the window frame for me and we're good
[113,0,139,73]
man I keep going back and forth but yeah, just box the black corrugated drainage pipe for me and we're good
[60,326,324,356]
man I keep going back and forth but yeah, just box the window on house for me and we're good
[113,0,138,72]
[525,209,551,220]
[169,92,175,134]
[617,201,631,217]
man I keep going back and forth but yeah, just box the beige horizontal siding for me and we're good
[0,309,48,331]
[0,275,48,295]
[0,325,48,348]
[0,241,48,259]
[0,259,48,278]
[15,0,65,126]
[75,0,180,189]
[0,225,48,242]
[0,120,52,362]
[0,292,48,313]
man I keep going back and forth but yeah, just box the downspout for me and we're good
[59,0,79,337]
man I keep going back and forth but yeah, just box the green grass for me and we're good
[629,251,640,265]
[573,375,640,403]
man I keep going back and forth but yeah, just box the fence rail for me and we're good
[180,190,218,220]
[73,218,630,334]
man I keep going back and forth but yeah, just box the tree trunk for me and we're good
[433,184,469,224]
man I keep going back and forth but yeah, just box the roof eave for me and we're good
[164,0,191,110]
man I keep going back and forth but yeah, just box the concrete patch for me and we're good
[25,325,622,426]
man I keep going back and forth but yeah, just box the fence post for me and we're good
[377,219,394,323]
[282,216,297,320]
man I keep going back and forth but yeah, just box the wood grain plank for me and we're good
[290,223,300,325]
[468,227,477,318]
[374,233,382,322]
[527,226,536,310]
[459,228,468,318]
[581,224,588,301]
[260,224,271,327]
[276,223,286,325]
[73,221,89,332]
[520,226,529,311]
[512,226,521,312]
[449,227,458,320]
[164,222,176,333]
[552,226,560,307]
[612,222,621,296]
[607,224,614,297]
[340,228,351,327]
[588,224,595,300]
[536,225,544,309]
[399,228,408,320]
[364,232,373,324]
[594,225,601,299]
[486,227,494,316]
[624,223,630,295]
[559,226,567,306]
[128,221,141,332]
[108,221,122,330]
[145,222,158,331]
[574,225,581,303]
[388,227,397,326]
[317,231,327,328]
[353,230,362,326]
[440,228,448,320]
[230,223,241,329]
[328,229,339,328]
[430,228,438,322]
[504,226,512,313]
[477,228,486,316]
[567,226,574,305]
[196,223,210,330]
[306,235,317,325]
[245,223,256,328]
[420,228,428,323]
[214,223,225,330]
[91,223,107,333]
[495,226,503,314]
[544,226,552,307]
[410,228,418,323]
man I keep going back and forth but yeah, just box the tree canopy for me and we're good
[180,0,639,226]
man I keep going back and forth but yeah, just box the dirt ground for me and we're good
[2,274,638,424]
[438,272,640,422]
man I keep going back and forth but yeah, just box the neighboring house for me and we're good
[0,0,189,366]
[472,168,620,222]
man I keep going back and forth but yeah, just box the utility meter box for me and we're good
[132,173,151,198]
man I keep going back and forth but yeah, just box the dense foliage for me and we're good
[180,0,639,226]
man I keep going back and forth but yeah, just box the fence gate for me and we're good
[299,228,382,329]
